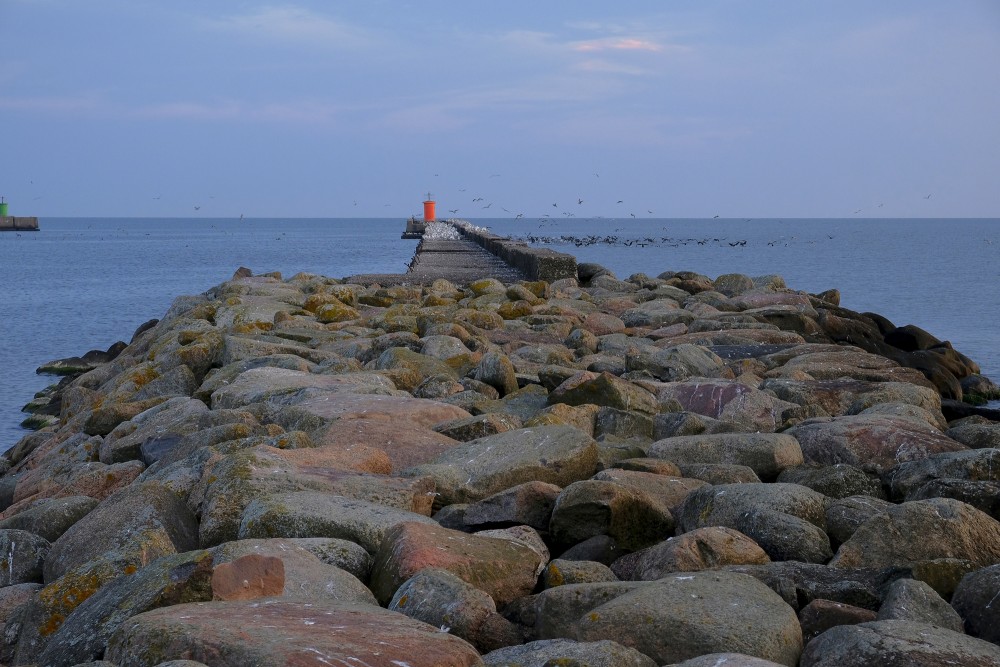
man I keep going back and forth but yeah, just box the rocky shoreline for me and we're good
[3,261,1000,666]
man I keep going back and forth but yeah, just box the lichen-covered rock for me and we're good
[543,558,618,588]
[677,483,832,564]
[568,572,803,665]
[776,463,884,499]
[44,481,199,583]
[649,433,803,481]
[786,414,967,474]
[548,371,658,416]
[239,491,437,553]
[34,550,215,667]
[0,496,100,543]
[404,425,599,505]
[831,498,1000,569]
[370,521,542,607]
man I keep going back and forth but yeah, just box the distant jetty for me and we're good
[0,197,39,231]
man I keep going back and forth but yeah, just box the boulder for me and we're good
[876,578,964,632]
[611,526,769,580]
[482,638,656,667]
[648,433,803,481]
[776,463,884,499]
[725,561,902,611]
[648,379,783,432]
[239,491,438,554]
[404,425,599,505]
[677,483,832,563]
[952,564,1000,644]
[0,529,49,586]
[543,559,619,587]
[831,498,1000,569]
[800,620,1000,667]
[799,599,877,644]
[825,496,894,546]
[786,414,968,474]
[463,481,562,531]
[209,538,375,604]
[625,344,730,382]
[44,482,199,583]
[763,378,940,418]
[105,600,484,666]
[389,568,522,653]
[548,371,658,416]
[33,550,215,667]
[883,448,1000,501]
[568,572,803,665]
[370,521,542,607]
[548,479,675,552]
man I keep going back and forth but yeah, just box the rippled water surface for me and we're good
[1,216,997,450]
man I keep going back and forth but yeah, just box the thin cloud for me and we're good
[198,6,373,49]
[572,37,667,53]
[0,95,101,113]
[134,99,339,124]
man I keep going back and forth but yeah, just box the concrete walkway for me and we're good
[348,236,528,286]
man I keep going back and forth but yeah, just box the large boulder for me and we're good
[44,482,199,583]
[370,521,542,607]
[482,638,656,667]
[800,620,1000,667]
[786,414,968,474]
[611,526,769,580]
[105,600,484,666]
[0,529,50,586]
[554,572,803,665]
[677,483,832,563]
[875,578,964,632]
[647,379,783,432]
[883,448,1000,501]
[404,426,599,505]
[548,372,658,416]
[239,491,438,553]
[831,497,1000,569]
[648,433,803,481]
[548,480,675,552]
[951,564,1000,645]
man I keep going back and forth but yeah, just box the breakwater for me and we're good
[2,257,1000,665]
[0,217,39,232]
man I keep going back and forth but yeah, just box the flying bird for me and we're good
[578,198,584,205]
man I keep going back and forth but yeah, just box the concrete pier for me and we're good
[0,217,39,231]
[350,220,577,286]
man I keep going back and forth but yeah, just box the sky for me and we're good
[1,1,999,219]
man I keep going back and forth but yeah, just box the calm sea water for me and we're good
[1,217,997,451]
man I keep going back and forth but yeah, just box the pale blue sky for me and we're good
[2,1,998,218]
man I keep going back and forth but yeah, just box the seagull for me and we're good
[617,200,624,204]
[552,203,558,207]
[194,206,201,210]
[578,198,584,205]
[924,194,932,199]
[482,203,492,209]
[713,215,719,219]
[449,209,459,214]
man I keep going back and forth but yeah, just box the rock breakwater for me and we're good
[3,262,1000,666]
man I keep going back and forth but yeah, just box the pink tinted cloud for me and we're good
[572,37,665,53]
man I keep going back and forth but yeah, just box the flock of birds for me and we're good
[520,233,759,249]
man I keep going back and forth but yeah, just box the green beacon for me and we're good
[0,197,8,218]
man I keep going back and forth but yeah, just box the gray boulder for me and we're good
[649,433,803,481]
[483,638,656,667]
[801,620,1000,666]
[876,578,964,632]
[0,530,49,586]
[0,496,101,542]
[952,564,1000,644]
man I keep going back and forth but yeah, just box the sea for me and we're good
[1,217,997,452]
